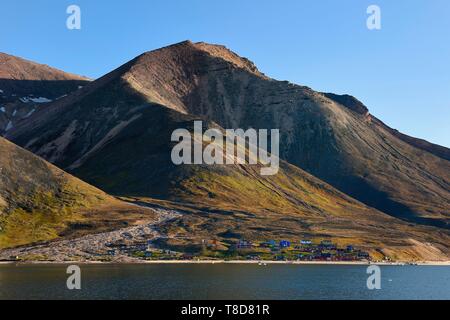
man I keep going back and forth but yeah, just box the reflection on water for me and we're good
[0,264,449,300]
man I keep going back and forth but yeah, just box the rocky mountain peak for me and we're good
[193,41,264,77]
[137,40,265,77]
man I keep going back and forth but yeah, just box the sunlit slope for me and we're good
[0,137,152,248]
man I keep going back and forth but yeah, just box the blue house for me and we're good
[279,240,291,248]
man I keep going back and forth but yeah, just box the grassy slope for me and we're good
[0,137,156,248]
[118,41,450,228]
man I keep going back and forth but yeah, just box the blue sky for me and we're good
[1,0,449,147]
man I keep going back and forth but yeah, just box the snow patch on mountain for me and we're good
[5,121,13,131]
[24,109,36,118]
[20,96,53,103]
[30,97,52,103]
[56,94,68,100]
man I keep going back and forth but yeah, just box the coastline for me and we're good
[1,260,449,266]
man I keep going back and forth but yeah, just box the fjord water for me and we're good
[0,264,449,300]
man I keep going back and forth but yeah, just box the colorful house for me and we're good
[279,240,291,248]
[237,240,253,249]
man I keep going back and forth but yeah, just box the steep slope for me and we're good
[0,52,90,135]
[0,137,155,249]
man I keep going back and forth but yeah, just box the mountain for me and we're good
[0,52,90,135]
[0,137,155,249]
[4,41,449,260]
[11,42,450,227]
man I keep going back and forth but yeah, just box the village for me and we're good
[0,211,373,263]
[74,237,372,263]
[231,239,371,262]
[1,231,374,262]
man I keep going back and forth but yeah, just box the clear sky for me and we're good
[1,0,449,147]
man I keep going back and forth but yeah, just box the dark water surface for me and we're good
[0,264,449,300]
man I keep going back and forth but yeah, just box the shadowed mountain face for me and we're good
[0,52,90,135]
[3,41,450,260]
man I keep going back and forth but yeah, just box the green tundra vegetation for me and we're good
[0,137,156,248]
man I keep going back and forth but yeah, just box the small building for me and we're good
[346,245,354,252]
[279,240,291,248]
[300,240,312,245]
[121,232,133,239]
[107,250,116,256]
[237,240,253,249]
[320,252,332,260]
[320,240,336,249]
[134,243,148,251]
[260,240,277,248]
[358,252,370,259]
